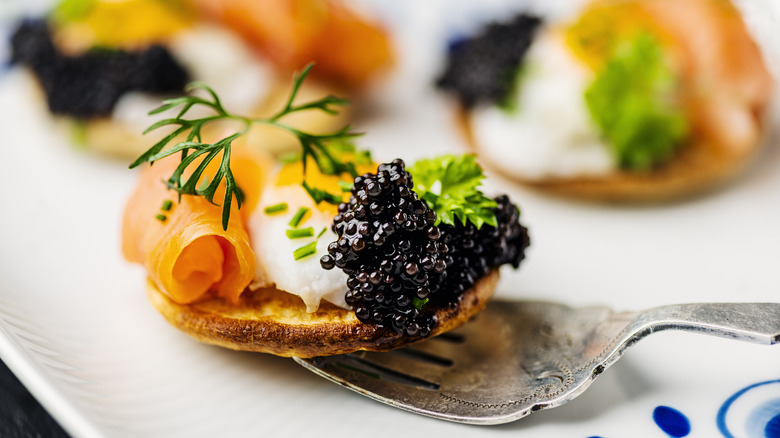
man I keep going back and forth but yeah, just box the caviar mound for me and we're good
[146,271,499,358]
[10,19,188,118]
[434,195,530,301]
[322,159,531,339]
[436,14,542,108]
[321,159,447,337]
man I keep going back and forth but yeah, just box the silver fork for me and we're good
[294,301,780,425]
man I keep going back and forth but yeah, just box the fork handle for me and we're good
[634,303,780,345]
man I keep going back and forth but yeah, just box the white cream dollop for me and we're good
[471,31,615,179]
[249,184,349,313]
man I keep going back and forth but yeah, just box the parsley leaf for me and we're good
[584,32,688,171]
[408,154,497,228]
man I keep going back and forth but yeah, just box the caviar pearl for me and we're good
[321,160,446,335]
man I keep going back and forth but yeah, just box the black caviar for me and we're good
[432,195,530,303]
[436,14,542,108]
[322,160,530,337]
[10,19,188,118]
[320,160,447,337]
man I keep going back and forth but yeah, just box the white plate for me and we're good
[1,1,780,437]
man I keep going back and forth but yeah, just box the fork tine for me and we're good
[387,346,454,367]
[293,302,566,424]
[312,352,442,390]
[295,350,468,421]
[324,337,460,390]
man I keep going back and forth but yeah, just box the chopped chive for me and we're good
[289,207,309,228]
[155,214,167,222]
[161,200,173,211]
[302,181,342,205]
[293,241,317,261]
[317,227,328,238]
[412,297,430,310]
[70,120,88,148]
[286,227,315,239]
[264,202,288,214]
[337,180,353,192]
[412,296,429,310]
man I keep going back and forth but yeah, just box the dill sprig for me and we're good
[129,63,361,230]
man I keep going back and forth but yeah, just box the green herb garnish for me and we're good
[130,63,361,230]
[280,152,301,164]
[286,227,315,239]
[408,154,497,228]
[155,214,167,222]
[69,120,88,149]
[497,63,533,115]
[289,207,310,228]
[52,0,96,23]
[317,227,328,238]
[327,141,373,165]
[277,141,367,205]
[302,181,343,205]
[264,203,288,214]
[161,200,173,211]
[584,32,688,170]
[293,241,318,261]
[412,296,429,310]
[197,176,211,191]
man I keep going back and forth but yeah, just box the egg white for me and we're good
[471,30,615,179]
[249,183,349,313]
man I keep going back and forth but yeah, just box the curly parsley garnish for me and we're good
[584,33,688,170]
[129,63,361,230]
[408,154,497,228]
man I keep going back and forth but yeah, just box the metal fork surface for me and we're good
[294,301,780,424]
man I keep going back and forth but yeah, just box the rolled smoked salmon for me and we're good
[122,147,267,304]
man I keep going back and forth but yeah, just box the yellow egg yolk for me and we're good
[565,1,673,70]
[275,157,376,217]
[55,0,195,52]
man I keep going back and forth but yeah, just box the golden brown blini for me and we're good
[456,0,773,202]
[458,107,769,203]
[147,270,499,358]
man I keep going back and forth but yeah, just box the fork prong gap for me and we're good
[335,362,381,379]
[388,347,454,367]
[338,355,441,390]
[433,332,465,343]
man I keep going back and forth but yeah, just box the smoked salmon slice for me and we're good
[122,147,267,304]
[191,0,394,87]
[640,0,773,153]
[568,0,773,155]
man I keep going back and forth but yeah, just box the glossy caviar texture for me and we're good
[320,160,446,337]
[436,14,542,108]
[433,195,530,302]
[10,20,188,118]
[322,160,531,337]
